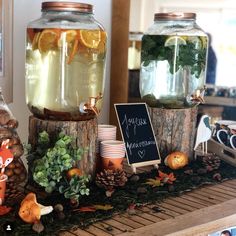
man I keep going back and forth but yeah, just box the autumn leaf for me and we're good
[0,205,12,215]
[93,204,113,211]
[145,178,161,187]
[74,206,96,212]
[73,204,113,212]
[157,170,176,185]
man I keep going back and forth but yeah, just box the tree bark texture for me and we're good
[149,107,197,160]
[28,116,98,178]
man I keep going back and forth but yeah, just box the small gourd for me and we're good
[165,151,188,170]
[66,168,82,180]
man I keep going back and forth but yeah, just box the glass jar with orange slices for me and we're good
[140,13,208,108]
[26,2,107,120]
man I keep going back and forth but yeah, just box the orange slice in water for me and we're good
[58,29,77,47]
[97,31,107,53]
[57,30,78,64]
[65,30,77,43]
[67,39,79,64]
[27,28,35,43]
[79,30,101,49]
[38,29,60,53]
[32,32,41,50]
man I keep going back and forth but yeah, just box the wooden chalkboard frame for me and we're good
[114,103,161,173]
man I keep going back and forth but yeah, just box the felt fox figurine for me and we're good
[0,139,14,174]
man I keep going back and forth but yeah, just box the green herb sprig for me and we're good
[141,35,207,78]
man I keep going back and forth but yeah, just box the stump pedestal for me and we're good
[28,116,98,178]
[149,107,197,160]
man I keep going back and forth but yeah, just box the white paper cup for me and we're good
[98,124,117,141]
[100,140,126,158]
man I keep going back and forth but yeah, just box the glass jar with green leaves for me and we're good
[140,13,208,108]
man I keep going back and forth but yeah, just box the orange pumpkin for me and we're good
[67,168,83,180]
[164,151,188,170]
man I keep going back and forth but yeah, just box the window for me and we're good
[197,10,236,87]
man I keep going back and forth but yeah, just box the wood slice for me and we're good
[149,107,197,160]
[28,116,98,178]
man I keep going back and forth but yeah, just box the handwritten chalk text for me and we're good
[121,114,147,138]
[127,140,156,156]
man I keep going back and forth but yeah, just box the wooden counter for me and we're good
[59,164,236,236]
[205,96,236,107]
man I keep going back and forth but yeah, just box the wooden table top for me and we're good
[58,164,236,236]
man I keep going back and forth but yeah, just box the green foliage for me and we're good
[27,131,90,201]
[26,131,51,164]
[38,130,50,145]
[141,35,207,78]
[59,175,90,204]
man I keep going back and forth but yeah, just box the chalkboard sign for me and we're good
[115,103,161,172]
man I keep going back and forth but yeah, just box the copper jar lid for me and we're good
[42,1,93,13]
[154,12,196,21]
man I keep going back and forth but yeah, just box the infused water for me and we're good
[140,34,208,108]
[26,28,106,120]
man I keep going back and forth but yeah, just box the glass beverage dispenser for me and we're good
[140,13,208,108]
[25,2,107,120]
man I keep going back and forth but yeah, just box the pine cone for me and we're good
[96,169,128,191]
[5,181,24,206]
[202,153,221,171]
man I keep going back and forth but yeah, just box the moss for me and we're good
[1,159,236,235]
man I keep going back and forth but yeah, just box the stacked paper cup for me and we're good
[96,125,117,171]
[98,125,117,141]
[96,124,125,170]
[100,140,126,170]
[97,125,117,153]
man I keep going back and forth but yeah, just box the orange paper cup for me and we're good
[102,157,124,170]
[0,174,8,205]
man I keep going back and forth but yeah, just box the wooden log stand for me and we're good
[28,116,98,178]
[149,107,198,160]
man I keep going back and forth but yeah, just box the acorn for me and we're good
[0,109,10,125]
[32,222,44,234]
[0,128,13,139]
[7,162,16,169]
[13,168,22,175]
[54,204,64,212]
[8,137,20,146]
[6,119,19,129]
[5,169,14,177]
[15,162,22,168]
[19,173,27,181]
[10,144,24,158]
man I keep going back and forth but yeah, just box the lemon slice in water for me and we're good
[187,36,202,49]
[200,36,208,49]
[164,36,186,47]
